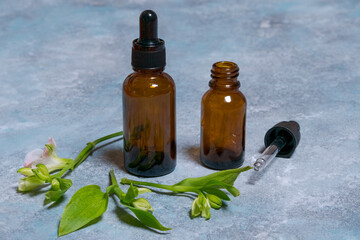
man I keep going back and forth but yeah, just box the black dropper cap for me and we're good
[264,121,301,158]
[131,10,166,69]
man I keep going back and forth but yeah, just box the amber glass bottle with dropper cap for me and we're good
[200,61,246,170]
[123,10,176,177]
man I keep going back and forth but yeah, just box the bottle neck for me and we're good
[133,67,164,74]
[209,61,240,90]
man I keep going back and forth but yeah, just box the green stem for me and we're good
[110,170,118,186]
[74,131,123,168]
[93,132,124,145]
[52,132,123,179]
[109,170,125,197]
[121,178,176,192]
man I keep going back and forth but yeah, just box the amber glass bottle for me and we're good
[200,61,246,170]
[122,10,176,177]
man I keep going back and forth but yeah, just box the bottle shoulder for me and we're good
[123,71,175,96]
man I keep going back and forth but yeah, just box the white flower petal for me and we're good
[45,157,69,172]
[24,149,43,168]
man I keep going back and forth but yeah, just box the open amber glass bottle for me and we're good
[122,10,176,177]
[200,61,246,170]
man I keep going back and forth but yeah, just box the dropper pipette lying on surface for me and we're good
[253,121,301,171]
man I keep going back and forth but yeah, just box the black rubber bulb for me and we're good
[138,10,159,46]
[131,10,166,69]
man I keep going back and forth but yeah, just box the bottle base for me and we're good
[200,149,245,170]
[124,149,176,177]
[125,166,176,178]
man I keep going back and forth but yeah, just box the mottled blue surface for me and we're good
[1,0,360,239]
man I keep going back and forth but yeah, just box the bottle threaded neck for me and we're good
[209,61,240,89]
[211,61,239,79]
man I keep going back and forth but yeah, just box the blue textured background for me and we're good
[1,0,359,239]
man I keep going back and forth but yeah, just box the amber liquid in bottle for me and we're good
[123,68,176,177]
[200,61,246,170]
[122,10,176,177]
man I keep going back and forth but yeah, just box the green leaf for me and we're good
[173,166,252,188]
[225,186,240,197]
[203,179,233,188]
[60,179,72,190]
[108,170,169,230]
[214,166,252,185]
[58,185,109,237]
[123,184,138,204]
[201,187,230,201]
[167,185,199,193]
[45,189,67,201]
[126,205,171,231]
[203,179,240,197]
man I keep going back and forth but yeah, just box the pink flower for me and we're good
[22,138,71,173]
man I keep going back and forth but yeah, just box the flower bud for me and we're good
[137,188,152,194]
[18,176,45,192]
[32,164,50,181]
[51,178,61,191]
[131,198,154,212]
[191,197,201,218]
[17,167,35,176]
[200,196,211,220]
[207,194,222,209]
[191,193,211,220]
